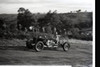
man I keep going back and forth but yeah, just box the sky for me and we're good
[0,0,93,14]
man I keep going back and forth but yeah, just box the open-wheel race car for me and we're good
[26,32,70,52]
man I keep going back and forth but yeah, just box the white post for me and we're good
[42,27,45,33]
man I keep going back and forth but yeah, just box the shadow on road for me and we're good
[0,46,30,51]
[0,46,65,52]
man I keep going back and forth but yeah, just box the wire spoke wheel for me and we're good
[63,42,70,51]
[35,41,44,52]
[37,43,43,50]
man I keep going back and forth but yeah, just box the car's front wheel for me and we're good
[62,42,70,51]
[34,41,44,52]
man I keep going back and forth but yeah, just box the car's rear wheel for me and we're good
[26,41,33,49]
[63,42,70,51]
[34,41,44,52]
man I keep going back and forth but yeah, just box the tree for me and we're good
[43,10,61,34]
[17,7,25,30]
[59,15,73,32]
[38,10,55,33]
[18,7,25,14]
[76,9,81,13]
[0,18,5,29]
[17,7,35,31]
[38,10,73,34]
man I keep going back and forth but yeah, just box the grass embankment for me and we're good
[0,38,92,47]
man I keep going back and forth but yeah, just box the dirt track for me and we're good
[0,39,92,66]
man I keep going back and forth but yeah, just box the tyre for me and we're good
[34,41,44,52]
[26,41,33,49]
[62,42,70,51]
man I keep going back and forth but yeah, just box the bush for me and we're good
[68,33,92,41]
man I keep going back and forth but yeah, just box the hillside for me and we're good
[0,12,92,25]
[0,12,93,40]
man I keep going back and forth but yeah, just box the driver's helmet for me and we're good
[56,35,60,41]
[29,26,33,30]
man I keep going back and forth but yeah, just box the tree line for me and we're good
[0,7,92,40]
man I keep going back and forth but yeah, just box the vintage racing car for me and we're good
[26,32,70,52]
